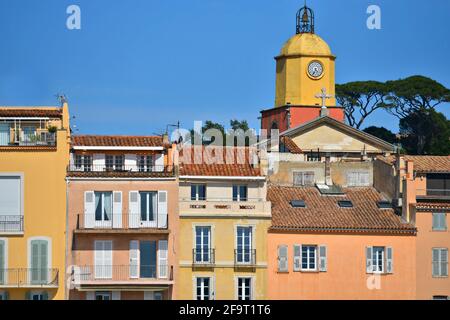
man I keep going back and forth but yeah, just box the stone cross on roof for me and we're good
[315,88,333,108]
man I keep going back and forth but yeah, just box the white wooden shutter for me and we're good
[93,154,105,170]
[144,291,154,300]
[158,240,168,279]
[366,246,373,273]
[104,241,112,279]
[278,245,288,272]
[112,291,121,300]
[86,292,95,300]
[155,153,164,172]
[94,241,103,278]
[293,245,301,271]
[129,240,139,279]
[386,247,393,274]
[157,191,168,229]
[112,192,122,229]
[319,245,327,272]
[129,191,140,228]
[84,191,95,229]
[0,240,5,284]
[432,248,440,277]
[441,249,448,277]
[125,154,137,172]
[210,276,215,300]
[361,172,370,186]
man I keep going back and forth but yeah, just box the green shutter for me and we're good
[31,240,48,284]
[40,241,48,283]
[42,291,49,300]
[25,291,31,300]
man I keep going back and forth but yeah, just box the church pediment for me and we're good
[282,116,394,153]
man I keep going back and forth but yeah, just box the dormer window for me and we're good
[338,200,353,208]
[105,155,124,171]
[74,154,92,172]
[138,155,155,172]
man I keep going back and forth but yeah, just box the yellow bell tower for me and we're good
[275,5,336,108]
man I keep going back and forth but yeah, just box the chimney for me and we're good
[162,133,169,145]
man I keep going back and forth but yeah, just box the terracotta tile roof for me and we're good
[415,201,450,211]
[179,146,262,177]
[67,169,174,178]
[0,108,62,118]
[280,136,302,154]
[72,135,164,147]
[268,185,416,233]
[377,155,450,173]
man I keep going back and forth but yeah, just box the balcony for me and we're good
[234,249,256,268]
[192,249,215,267]
[179,198,271,216]
[0,268,59,288]
[75,213,168,234]
[67,163,174,178]
[0,215,24,234]
[72,265,173,286]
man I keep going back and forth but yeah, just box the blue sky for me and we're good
[0,0,449,135]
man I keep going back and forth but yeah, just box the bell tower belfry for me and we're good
[261,4,344,133]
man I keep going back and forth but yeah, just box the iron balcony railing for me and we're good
[76,213,168,230]
[17,132,56,146]
[416,188,450,198]
[0,215,24,233]
[67,163,174,177]
[0,268,59,287]
[192,249,215,266]
[73,264,172,282]
[234,249,256,267]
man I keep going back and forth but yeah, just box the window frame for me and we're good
[301,245,317,271]
[236,226,253,264]
[372,246,385,274]
[432,247,449,278]
[195,277,212,300]
[432,212,447,231]
[95,291,112,301]
[191,184,207,201]
[236,277,253,301]
[232,185,248,202]
[195,226,212,263]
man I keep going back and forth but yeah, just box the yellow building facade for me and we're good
[176,147,271,300]
[0,104,70,300]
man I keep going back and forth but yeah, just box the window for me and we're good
[306,152,320,162]
[191,184,206,201]
[237,277,252,300]
[293,171,315,186]
[105,155,124,171]
[233,185,248,202]
[372,247,384,273]
[290,200,306,208]
[139,192,157,226]
[377,201,392,209]
[426,173,450,196]
[0,175,22,233]
[138,155,155,172]
[95,291,112,301]
[94,241,112,279]
[196,277,211,300]
[0,291,8,300]
[195,226,211,263]
[30,239,49,284]
[347,171,370,187]
[433,296,449,300]
[432,213,447,231]
[432,248,448,278]
[140,241,157,278]
[74,154,92,171]
[94,192,112,226]
[301,245,317,271]
[22,126,36,143]
[236,226,253,264]
[338,200,353,208]
[0,123,10,146]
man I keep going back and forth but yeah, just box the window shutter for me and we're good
[293,245,301,271]
[40,241,48,282]
[4,291,9,300]
[112,192,122,229]
[157,191,168,229]
[86,292,95,300]
[92,153,105,169]
[432,248,440,277]
[84,191,95,229]
[42,291,49,300]
[128,191,140,228]
[104,241,112,279]
[112,291,121,300]
[129,240,139,279]
[25,291,31,300]
[319,245,327,272]
[441,213,447,230]
[441,249,448,277]
[386,247,393,274]
[210,277,215,300]
[157,240,168,279]
[125,154,137,171]
[305,172,315,186]
[278,245,288,272]
[366,247,373,273]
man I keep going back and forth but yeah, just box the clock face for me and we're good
[308,61,324,78]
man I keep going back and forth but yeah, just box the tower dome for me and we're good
[279,33,332,57]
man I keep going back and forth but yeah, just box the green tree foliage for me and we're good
[363,126,397,144]
[399,109,450,155]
